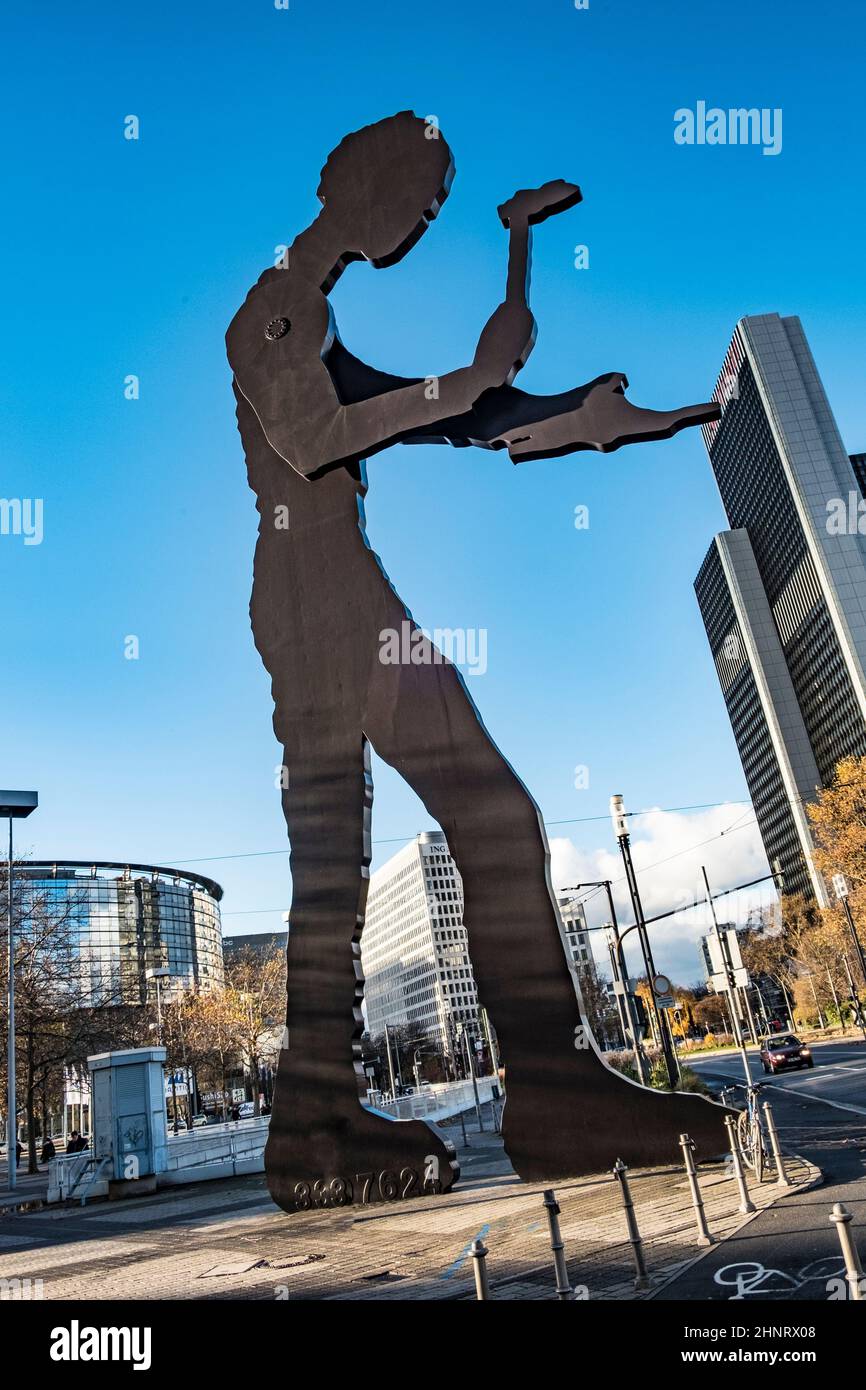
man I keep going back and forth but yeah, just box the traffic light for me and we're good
[632,992,648,1032]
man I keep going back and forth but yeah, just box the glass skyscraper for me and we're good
[17,860,225,1006]
[695,314,866,903]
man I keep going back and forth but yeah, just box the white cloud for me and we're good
[549,803,774,986]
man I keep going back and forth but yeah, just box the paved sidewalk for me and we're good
[0,1115,818,1300]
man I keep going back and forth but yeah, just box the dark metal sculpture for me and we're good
[227,111,729,1215]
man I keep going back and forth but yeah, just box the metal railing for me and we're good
[162,1120,268,1174]
[53,1152,109,1204]
[368,1077,495,1122]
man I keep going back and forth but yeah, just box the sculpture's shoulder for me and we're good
[227,269,331,383]
[228,267,342,476]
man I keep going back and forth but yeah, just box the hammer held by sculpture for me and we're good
[226,111,730,1215]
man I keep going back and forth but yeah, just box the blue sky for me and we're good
[2,0,864,981]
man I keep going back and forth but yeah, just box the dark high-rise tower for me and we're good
[695,314,866,903]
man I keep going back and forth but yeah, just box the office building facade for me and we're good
[849,452,866,500]
[556,894,595,973]
[695,314,866,903]
[222,930,287,964]
[362,831,480,1048]
[362,833,594,1053]
[17,860,225,1006]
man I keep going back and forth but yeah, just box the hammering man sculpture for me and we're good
[227,112,730,1215]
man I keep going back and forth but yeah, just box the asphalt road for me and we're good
[657,1038,866,1300]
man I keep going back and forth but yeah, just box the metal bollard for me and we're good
[762,1102,790,1187]
[724,1114,756,1214]
[612,1158,649,1290]
[679,1134,715,1246]
[830,1203,865,1301]
[543,1189,573,1300]
[471,1237,491,1300]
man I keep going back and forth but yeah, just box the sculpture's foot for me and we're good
[264,1085,459,1215]
[496,372,721,463]
[500,1061,734,1182]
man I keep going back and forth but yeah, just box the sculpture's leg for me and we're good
[363,637,733,1180]
[265,717,458,1214]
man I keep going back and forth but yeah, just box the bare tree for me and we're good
[223,947,285,1114]
[186,988,242,1121]
[0,868,119,1172]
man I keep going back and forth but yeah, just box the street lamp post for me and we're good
[609,795,678,1089]
[2,790,38,1193]
[383,1022,398,1098]
[831,874,866,989]
[481,1007,500,1088]
[701,865,752,1085]
[754,980,772,1035]
[412,1048,423,1091]
[842,953,866,1041]
[146,966,171,1043]
[564,880,647,1085]
[146,966,173,1127]
[457,1020,483,1130]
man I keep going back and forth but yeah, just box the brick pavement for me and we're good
[0,1117,818,1301]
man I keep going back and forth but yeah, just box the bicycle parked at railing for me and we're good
[720,1079,770,1182]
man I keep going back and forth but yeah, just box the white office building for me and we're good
[557,894,594,973]
[362,833,597,1054]
[362,831,479,1048]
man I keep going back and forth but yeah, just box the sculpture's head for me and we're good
[317,110,454,267]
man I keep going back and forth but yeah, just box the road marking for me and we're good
[714,1256,845,1300]
[441,1222,490,1281]
[786,1062,866,1078]
[690,1056,866,1116]
[768,1087,866,1118]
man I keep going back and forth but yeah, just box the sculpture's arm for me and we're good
[279,183,584,474]
[323,183,586,412]
[246,308,540,479]
[322,338,528,453]
[491,180,583,373]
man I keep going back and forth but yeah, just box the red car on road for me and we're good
[760,1034,814,1073]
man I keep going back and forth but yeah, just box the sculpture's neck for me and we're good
[290,214,354,294]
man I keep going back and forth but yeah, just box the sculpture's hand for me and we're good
[497,180,582,228]
[496,182,580,349]
[473,301,536,390]
[495,372,721,462]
